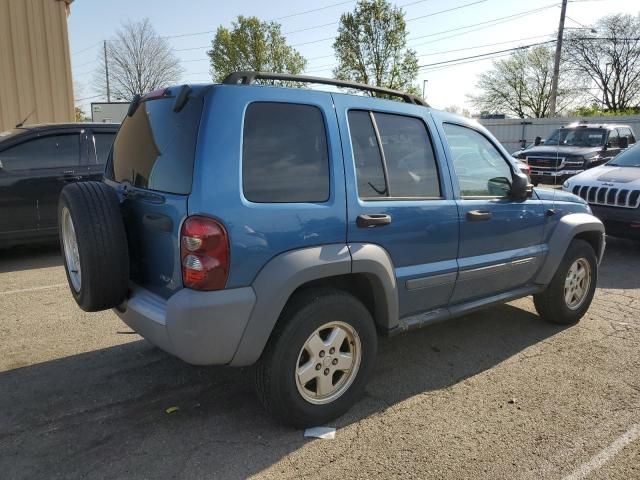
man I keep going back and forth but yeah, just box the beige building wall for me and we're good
[0,0,74,131]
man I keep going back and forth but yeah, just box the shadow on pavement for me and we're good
[0,243,62,274]
[0,303,565,479]
[597,236,640,290]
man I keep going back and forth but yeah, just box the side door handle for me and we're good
[57,172,83,182]
[466,210,492,221]
[356,214,392,228]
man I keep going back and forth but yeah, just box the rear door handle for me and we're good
[356,214,392,228]
[466,210,492,221]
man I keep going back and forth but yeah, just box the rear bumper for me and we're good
[114,285,256,365]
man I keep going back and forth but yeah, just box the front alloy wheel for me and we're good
[564,258,592,310]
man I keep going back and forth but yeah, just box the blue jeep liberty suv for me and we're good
[59,72,605,427]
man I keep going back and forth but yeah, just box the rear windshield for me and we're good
[106,95,203,194]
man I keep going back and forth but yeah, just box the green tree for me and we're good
[469,46,581,118]
[208,16,306,82]
[333,0,418,95]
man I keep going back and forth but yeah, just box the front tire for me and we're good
[255,288,378,428]
[534,239,597,325]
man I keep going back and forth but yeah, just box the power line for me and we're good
[417,34,555,57]
[291,2,556,49]
[304,37,559,74]
[420,51,515,72]
[72,41,101,57]
[406,0,487,22]
[417,40,556,69]
[162,0,358,39]
[408,3,558,45]
[75,94,103,102]
[283,0,449,35]
[273,0,354,21]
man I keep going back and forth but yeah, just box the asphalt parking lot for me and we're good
[1,239,639,480]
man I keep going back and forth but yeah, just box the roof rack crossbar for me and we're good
[222,71,429,107]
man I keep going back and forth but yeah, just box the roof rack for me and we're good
[222,71,429,107]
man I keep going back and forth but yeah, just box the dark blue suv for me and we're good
[58,72,605,427]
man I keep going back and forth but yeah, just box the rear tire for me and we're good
[58,182,129,312]
[255,288,377,428]
[534,239,597,325]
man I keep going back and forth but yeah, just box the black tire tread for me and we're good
[534,239,597,325]
[59,181,129,312]
[255,288,377,428]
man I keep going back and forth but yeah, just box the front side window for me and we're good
[608,129,620,147]
[0,134,80,171]
[243,102,329,203]
[348,111,441,199]
[443,123,513,198]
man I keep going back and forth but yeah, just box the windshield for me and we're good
[545,128,607,147]
[608,143,640,167]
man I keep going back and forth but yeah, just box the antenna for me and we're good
[15,109,35,128]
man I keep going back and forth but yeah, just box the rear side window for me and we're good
[107,96,203,194]
[0,134,80,171]
[242,102,329,203]
[347,111,441,199]
[349,111,387,197]
[90,132,116,165]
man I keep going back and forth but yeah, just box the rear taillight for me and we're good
[180,216,229,291]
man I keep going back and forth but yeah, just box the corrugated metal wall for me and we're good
[0,0,74,131]
[479,116,640,154]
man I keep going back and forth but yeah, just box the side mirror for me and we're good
[620,136,629,149]
[510,171,533,200]
[534,136,542,146]
[488,176,511,197]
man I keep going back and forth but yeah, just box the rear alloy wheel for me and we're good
[255,288,377,428]
[534,239,597,325]
[295,321,362,405]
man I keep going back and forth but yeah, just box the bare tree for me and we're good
[95,19,183,101]
[564,14,640,112]
[469,46,581,118]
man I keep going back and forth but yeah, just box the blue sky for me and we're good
[68,0,640,113]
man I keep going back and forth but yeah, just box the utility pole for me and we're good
[549,0,568,117]
[103,40,111,103]
[422,79,428,100]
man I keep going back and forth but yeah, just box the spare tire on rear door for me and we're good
[58,181,129,312]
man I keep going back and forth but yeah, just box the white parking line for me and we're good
[0,283,67,296]
[562,424,640,480]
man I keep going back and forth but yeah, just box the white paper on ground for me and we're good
[303,427,336,439]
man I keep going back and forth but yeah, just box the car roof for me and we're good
[562,122,632,130]
[16,122,119,131]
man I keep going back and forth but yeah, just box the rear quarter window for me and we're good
[242,102,330,203]
[107,95,203,194]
